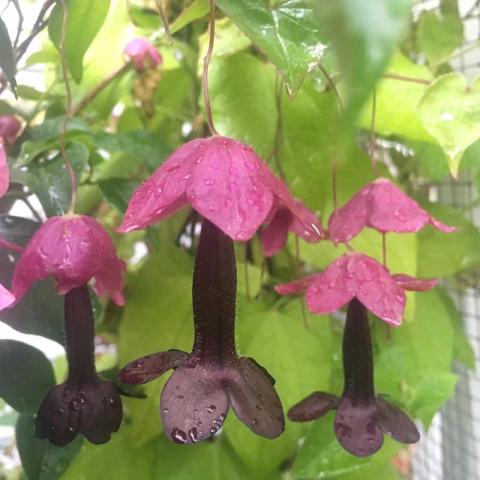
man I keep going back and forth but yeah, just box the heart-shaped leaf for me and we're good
[417,73,480,177]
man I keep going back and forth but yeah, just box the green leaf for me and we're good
[98,178,140,212]
[0,216,64,344]
[170,0,209,34]
[217,0,327,93]
[358,52,434,143]
[208,53,277,158]
[12,141,89,217]
[317,0,411,132]
[292,412,401,479]
[226,301,332,477]
[16,414,82,480]
[117,240,194,446]
[48,0,111,83]
[0,17,17,96]
[418,3,463,67]
[128,5,160,30]
[417,73,480,177]
[0,340,55,413]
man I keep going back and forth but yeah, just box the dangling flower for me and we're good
[118,136,322,247]
[11,215,125,306]
[123,37,163,71]
[36,286,122,446]
[328,177,456,244]
[120,219,284,444]
[288,298,419,457]
[276,252,437,326]
[0,115,22,147]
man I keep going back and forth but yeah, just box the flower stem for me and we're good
[202,0,219,136]
[383,73,431,85]
[369,88,379,177]
[58,0,77,215]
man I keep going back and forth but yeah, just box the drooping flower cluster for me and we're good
[123,37,163,71]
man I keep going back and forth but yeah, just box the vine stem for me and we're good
[202,0,219,136]
[59,0,77,215]
[382,232,387,267]
[369,88,379,177]
[155,0,173,44]
[383,73,431,85]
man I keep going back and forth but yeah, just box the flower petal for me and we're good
[429,217,457,233]
[79,380,123,445]
[392,274,438,292]
[275,274,322,296]
[288,392,339,422]
[334,397,383,457]
[119,350,188,384]
[160,364,229,445]
[0,144,9,197]
[328,185,371,244]
[12,216,125,304]
[188,137,274,241]
[123,37,162,70]
[118,139,203,233]
[0,282,15,310]
[0,115,22,145]
[375,396,420,445]
[260,208,292,257]
[227,357,284,439]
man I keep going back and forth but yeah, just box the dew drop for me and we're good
[188,427,199,443]
[171,428,188,445]
[163,408,169,414]
[206,405,216,414]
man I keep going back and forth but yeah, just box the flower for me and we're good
[288,298,419,457]
[0,115,22,147]
[123,37,163,71]
[36,286,122,446]
[328,177,456,244]
[11,215,125,306]
[275,252,437,326]
[118,136,322,246]
[120,219,284,444]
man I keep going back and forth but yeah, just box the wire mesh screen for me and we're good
[411,3,480,478]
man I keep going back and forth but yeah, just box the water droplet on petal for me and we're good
[171,428,187,444]
[188,427,199,443]
[206,405,216,414]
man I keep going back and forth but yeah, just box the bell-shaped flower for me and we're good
[120,219,284,444]
[118,136,322,248]
[123,37,163,71]
[0,115,22,147]
[275,252,437,326]
[328,178,456,244]
[11,215,125,305]
[288,298,419,457]
[36,286,122,446]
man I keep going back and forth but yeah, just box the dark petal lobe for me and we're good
[160,365,229,445]
[334,398,383,457]
[376,396,420,445]
[35,384,80,447]
[79,380,123,445]
[288,392,339,422]
[227,357,284,439]
[119,350,188,384]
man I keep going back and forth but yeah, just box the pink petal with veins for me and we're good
[260,209,292,257]
[0,144,9,197]
[328,178,456,243]
[12,215,125,305]
[393,274,438,292]
[275,274,322,296]
[306,253,405,326]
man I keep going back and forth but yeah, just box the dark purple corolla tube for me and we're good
[288,298,419,457]
[36,285,122,446]
[120,218,284,445]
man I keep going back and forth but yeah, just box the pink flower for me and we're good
[123,37,163,71]
[0,144,9,198]
[275,252,437,326]
[12,215,125,306]
[118,136,323,245]
[328,178,456,244]
[0,115,22,147]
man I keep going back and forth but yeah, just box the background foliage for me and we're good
[0,0,479,478]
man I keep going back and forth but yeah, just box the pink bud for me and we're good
[328,178,456,243]
[123,37,163,71]
[0,115,22,146]
[12,215,125,305]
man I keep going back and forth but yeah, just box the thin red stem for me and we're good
[0,235,24,254]
[383,73,431,85]
[58,0,77,215]
[369,88,379,177]
[202,0,219,136]
[382,232,387,267]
